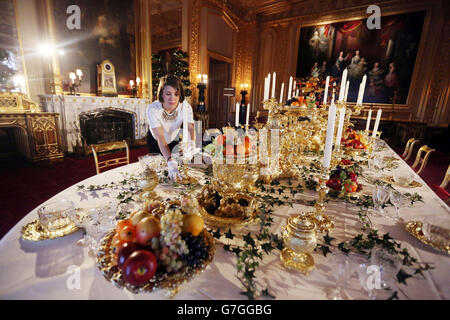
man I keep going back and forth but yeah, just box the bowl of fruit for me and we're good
[326,166,362,197]
[341,128,369,156]
[96,198,215,295]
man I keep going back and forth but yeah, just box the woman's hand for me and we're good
[167,159,182,182]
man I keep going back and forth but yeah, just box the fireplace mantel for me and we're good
[41,95,150,153]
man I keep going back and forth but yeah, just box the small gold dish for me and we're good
[383,176,422,188]
[405,221,449,255]
[21,219,78,241]
[280,247,315,275]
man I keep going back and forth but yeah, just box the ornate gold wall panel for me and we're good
[189,0,201,104]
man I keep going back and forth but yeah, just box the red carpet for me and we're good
[0,146,149,240]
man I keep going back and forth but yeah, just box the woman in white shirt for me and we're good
[146,75,195,181]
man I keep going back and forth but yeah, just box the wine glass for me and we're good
[374,185,390,217]
[369,247,402,299]
[388,190,403,222]
[324,251,353,300]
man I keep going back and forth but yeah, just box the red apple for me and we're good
[122,250,157,286]
[117,242,143,270]
[136,216,161,245]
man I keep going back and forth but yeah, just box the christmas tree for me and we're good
[151,49,191,99]
[0,49,15,90]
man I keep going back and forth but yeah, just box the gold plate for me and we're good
[383,156,399,162]
[21,220,78,241]
[405,221,449,255]
[383,176,422,188]
[280,248,315,275]
[96,228,216,295]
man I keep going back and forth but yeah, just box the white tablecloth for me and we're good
[1,144,449,300]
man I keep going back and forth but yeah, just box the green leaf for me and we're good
[397,269,413,285]
[212,229,222,239]
[240,289,255,300]
[320,245,332,257]
[225,228,235,240]
[232,246,242,257]
[323,233,335,245]
[262,288,275,299]
[223,244,232,252]
[243,232,256,247]
[261,242,274,254]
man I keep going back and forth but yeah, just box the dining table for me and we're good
[0,139,449,300]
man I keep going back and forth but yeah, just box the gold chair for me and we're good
[411,145,435,175]
[401,138,420,161]
[440,164,450,189]
[368,130,382,138]
[91,140,130,174]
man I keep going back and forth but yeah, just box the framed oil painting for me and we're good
[53,0,136,95]
[297,11,426,104]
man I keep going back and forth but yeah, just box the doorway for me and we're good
[207,57,231,129]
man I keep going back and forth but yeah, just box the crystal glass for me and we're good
[76,204,117,255]
[38,199,75,232]
[388,190,403,222]
[356,261,377,300]
[138,153,164,173]
[372,185,390,217]
[422,216,450,249]
[324,251,353,300]
[393,171,414,187]
[369,247,402,299]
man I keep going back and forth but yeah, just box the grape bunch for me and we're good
[159,207,189,273]
[182,233,209,268]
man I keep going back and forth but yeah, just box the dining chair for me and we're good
[430,165,450,201]
[411,145,435,175]
[91,140,130,174]
[401,138,420,161]
[368,130,382,138]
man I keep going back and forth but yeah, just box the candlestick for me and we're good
[323,76,329,104]
[372,109,382,137]
[287,76,293,100]
[136,77,140,85]
[129,80,134,87]
[271,72,276,99]
[246,104,250,126]
[280,82,284,103]
[338,69,347,102]
[365,109,372,133]
[323,103,337,168]
[235,102,240,127]
[335,106,346,146]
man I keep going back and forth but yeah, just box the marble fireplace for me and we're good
[41,95,150,154]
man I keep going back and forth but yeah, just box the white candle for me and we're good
[357,75,367,105]
[271,72,276,99]
[287,76,293,100]
[246,104,250,126]
[235,102,240,127]
[279,82,284,103]
[264,77,268,100]
[183,104,188,143]
[267,73,271,99]
[323,102,337,168]
[338,69,347,102]
[365,109,372,132]
[335,107,346,146]
[323,76,329,104]
[295,89,299,97]
[372,109,382,137]
[343,80,350,102]
[331,90,335,105]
